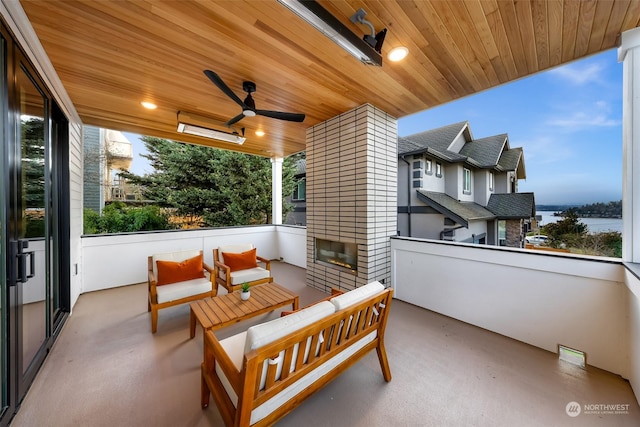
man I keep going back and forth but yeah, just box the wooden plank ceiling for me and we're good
[19,0,640,157]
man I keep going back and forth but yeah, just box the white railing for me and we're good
[80,225,306,294]
[390,236,637,385]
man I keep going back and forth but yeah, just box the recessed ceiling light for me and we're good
[141,101,157,110]
[255,130,265,137]
[387,46,408,62]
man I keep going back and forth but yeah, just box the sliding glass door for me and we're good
[0,20,70,426]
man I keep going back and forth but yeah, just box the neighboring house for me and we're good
[284,158,307,225]
[398,121,535,248]
[83,126,142,211]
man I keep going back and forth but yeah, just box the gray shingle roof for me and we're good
[497,147,525,179]
[398,121,469,161]
[398,137,425,155]
[416,190,495,228]
[296,158,306,175]
[486,192,535,219]
[459,134,507,168]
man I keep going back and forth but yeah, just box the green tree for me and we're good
[119,137,298,227]
[543,209,588,241]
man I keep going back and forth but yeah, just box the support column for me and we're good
[619,27,640,263]
[271,157,283,224]
[306,104,397,292]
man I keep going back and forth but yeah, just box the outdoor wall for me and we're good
[505,219,523,247]
[452,221,487,243]
[275,225,307,268]
[306,104,397,292]
[625,267,640,405]
[391,236,629,378]
[404,213,446,240]
[81,225,305,294]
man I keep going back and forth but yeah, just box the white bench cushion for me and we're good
[330,281,385,311]
[155,277,211,304]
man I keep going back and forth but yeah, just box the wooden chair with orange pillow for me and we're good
[213,244,272,293]
[147,249,215,333]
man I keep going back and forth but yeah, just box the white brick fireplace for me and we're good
[306,104,397,292]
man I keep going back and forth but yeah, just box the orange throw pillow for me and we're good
[222,248,258,272]
[156,254,205,286]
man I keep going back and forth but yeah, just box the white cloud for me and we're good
[545,100,619,131]
[548,62,605,85]
[546,112,619,129]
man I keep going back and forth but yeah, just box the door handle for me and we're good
[10,240,35,284]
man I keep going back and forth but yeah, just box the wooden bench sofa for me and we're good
[200,281,393,426]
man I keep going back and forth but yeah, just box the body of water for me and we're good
[537,211,622,234]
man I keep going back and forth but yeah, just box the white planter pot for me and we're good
[241,291,250,300]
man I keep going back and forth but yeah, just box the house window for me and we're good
[463,168,471,194]
[413,180,422,188]
[413,170,422,179]
[489,172,494,191]
[425,159,432,175]
[293,178,306,200]
[435,162,442,178]
[412,160,422,169]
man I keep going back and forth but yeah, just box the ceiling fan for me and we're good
[204,70,305,127]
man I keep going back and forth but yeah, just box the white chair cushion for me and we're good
[218,243,254,264]
[330,281,385,311]
[229,267,270,285]
[155,277,211,304]
[152,249,202,278]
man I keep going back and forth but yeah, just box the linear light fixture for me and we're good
[177,111,246,144]
[277,0,383,66]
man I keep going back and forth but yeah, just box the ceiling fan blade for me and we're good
[256,109,305,122]
[225,113,246,127]
[203,70,245,107]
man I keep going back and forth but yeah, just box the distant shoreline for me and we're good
[550,212,622,219]
[537,211,622,234]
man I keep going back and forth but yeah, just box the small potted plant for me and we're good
[240,282,251,300]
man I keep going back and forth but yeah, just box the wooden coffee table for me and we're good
[189,282,299,338]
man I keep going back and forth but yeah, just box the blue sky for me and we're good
[126,49,623,206]
[398,49,623,206]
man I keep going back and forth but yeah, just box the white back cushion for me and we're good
[330,281,385,311]
[244,301,335,354]
[152,249,201,278]
[218,243,254,264]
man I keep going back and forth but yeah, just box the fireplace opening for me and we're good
[315,238,357,274]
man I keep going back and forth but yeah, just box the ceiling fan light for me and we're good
[243,110,257,117]
[388,46,408,62]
